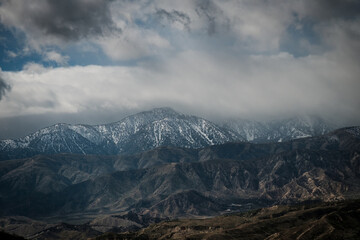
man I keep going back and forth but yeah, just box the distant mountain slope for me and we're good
[222,115,335,142]
[0,147,199,199]
[0,127,359,219]
[0,108,240,160]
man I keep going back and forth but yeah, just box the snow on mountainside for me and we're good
[345,126,360,138]
[222,115,335,142]
[0,108,336,160]
[0,108,241,160]
[221,119,270,142]
[94,107,239,153]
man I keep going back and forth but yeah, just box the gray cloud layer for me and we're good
[0,76,11,101]
[307,0,360,20]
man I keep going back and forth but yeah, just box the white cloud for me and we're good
[22,62,49,74]
[43,51,69,65]
[6,50,18,58]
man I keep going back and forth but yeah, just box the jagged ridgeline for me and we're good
[0,108,335,160]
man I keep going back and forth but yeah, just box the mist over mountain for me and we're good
[222,115,335,142]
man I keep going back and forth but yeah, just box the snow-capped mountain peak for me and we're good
[0,108,240,160]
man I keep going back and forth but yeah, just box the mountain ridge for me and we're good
[0,108,336,161]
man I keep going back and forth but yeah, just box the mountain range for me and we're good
[0,108,335,160]
[0,108,358,239]
[0,126,359,220]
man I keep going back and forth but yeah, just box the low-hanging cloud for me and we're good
[0,48,359,125]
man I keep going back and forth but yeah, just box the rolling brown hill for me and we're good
[95,199,360,240]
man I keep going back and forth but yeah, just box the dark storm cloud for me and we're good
[38,0,115,40]
[308,0,360,21]
[0,0,116,42]
[156,9,191,31]
[0,76,11,101]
